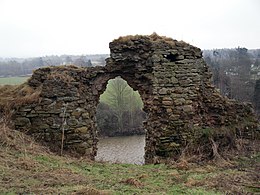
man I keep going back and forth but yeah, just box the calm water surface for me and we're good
[95,135,145,165]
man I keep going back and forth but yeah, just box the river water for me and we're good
[95,135,145,165]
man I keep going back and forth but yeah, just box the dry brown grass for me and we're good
[0,123,95,194]
[149,32,179,44]
[205,170,260,194]
[0,123,50,156]
[47,70,76,84]
[114,33,191,49]
[176,159,190,170]
[72,187,112,195]
[185,178,204,187]
[120,177,143,188]
[116,34,146,42]
[0,83,41,125]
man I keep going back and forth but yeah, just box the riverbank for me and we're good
[1,126,259,194]
[98,128,145,137]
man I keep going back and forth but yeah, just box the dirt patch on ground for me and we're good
[201,168,259,194]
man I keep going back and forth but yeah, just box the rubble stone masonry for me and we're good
[14,34,259,163]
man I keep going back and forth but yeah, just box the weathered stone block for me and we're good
[26,113,38,118]
[162,100,173,106]
[37,123,50,130]
[57,97,80,102]
[176,55,184,60]
[15,117,31,126]
[174,98,186,106]
[166,108,172,113]
[169,114,180,121]
[19,107,32,112]
[67,118,79,127]
[171,77,178,84]
[75,126,89,134]
[82,112,90,119]
[182,105,194,113]
[158,88,167,95]
[72,108,84,118]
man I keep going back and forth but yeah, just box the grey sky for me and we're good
[0,0,259,58]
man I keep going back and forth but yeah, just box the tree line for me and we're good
[203,48,260,115]
[0,54,108,77]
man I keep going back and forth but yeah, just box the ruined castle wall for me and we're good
[13,34,259,163]
[15,66,106,157]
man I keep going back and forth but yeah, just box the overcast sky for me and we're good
[0,0,259,58]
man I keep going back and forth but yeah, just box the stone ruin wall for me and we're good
[13,35,259,163]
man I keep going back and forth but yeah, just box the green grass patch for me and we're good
[0,152,250,195]
[60,161,221,194]
[1,192,17,195]
[0,76,30,85]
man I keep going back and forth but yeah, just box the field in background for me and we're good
[0,76,30,85]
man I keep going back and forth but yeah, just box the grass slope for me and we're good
[0,126,259,194]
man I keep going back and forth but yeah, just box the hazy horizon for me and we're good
[0,53,110,59]
[1,0,259,58]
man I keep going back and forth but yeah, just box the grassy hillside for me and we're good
[0,125,259,194]
[0,76,30,85]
